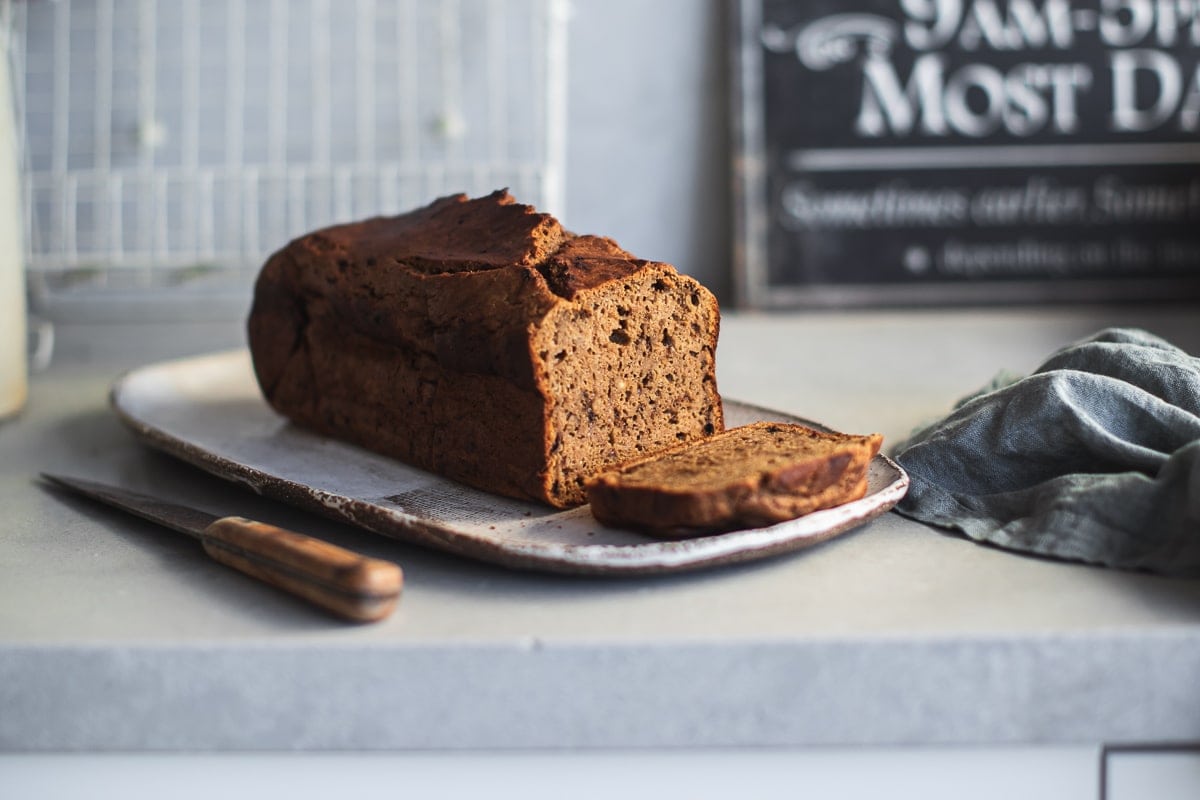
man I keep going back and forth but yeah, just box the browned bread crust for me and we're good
[247,190,723,508]
[585,422,883,537]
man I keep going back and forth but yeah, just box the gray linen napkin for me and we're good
[893,328,1200,575]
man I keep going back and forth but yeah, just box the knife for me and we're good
[41,473,402,622]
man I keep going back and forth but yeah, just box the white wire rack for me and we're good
[8,0,567,295]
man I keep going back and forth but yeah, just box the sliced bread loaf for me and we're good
[585,422,883,537]
[247,190,722,508]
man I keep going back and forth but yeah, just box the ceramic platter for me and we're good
[110,350,909,575]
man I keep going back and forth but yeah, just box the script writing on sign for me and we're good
[732,0,1200,307]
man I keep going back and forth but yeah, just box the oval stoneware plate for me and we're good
[110,350,909,575]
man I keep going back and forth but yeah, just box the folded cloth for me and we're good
[893,328,1200,575]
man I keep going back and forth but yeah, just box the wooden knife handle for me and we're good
[200,516,402,622]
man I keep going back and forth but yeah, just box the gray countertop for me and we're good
[3,308,1200,751]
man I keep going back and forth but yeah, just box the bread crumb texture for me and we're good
[248,190,723,507]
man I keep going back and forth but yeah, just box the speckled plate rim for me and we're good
[110,349,909,576]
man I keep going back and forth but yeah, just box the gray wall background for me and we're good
[565,0,732,302]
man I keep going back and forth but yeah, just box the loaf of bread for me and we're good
[585,422,883,536]
[247,190,723,508]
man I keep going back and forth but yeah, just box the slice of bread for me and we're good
[585,422,883,537]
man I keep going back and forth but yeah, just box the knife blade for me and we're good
[41,473,402,622]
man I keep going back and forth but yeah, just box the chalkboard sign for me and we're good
[732,0,1200,307]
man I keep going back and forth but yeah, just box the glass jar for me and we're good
[0,21,27,419]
